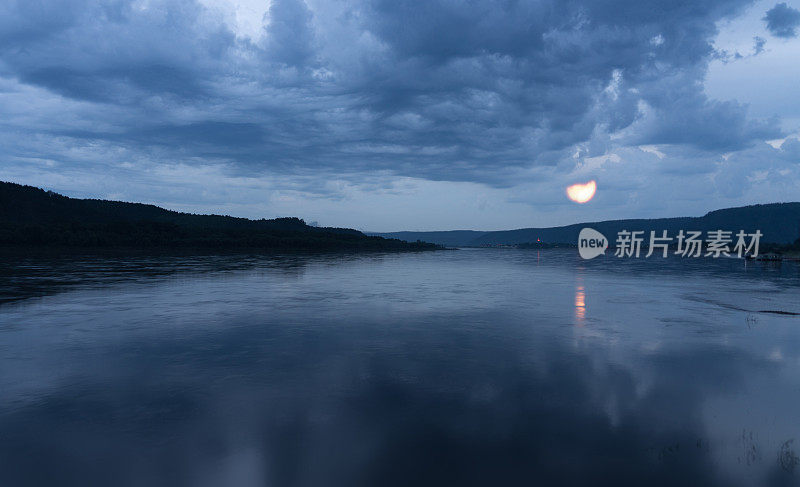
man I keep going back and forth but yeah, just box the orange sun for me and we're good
[566,180,597,204]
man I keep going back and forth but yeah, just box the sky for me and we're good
[1,0,799,231]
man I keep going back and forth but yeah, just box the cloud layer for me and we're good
[0,0,798,229]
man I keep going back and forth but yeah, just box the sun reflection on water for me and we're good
[575,273,586,325]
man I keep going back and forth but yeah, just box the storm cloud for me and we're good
[0,0,798,229]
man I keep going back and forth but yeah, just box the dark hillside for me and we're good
[0,182,438,251]
[372,203,800,246]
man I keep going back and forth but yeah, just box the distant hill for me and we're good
[365,230,486,247]
[0,181,439,251]
[373,203,800,246]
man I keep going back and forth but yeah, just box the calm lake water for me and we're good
[1,249,799,487]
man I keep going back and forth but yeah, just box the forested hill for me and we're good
[0,182,439,251]
[373,203,800,246]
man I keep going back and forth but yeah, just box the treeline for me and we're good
[0,182,440,252]
[761,238,800,254]
[516,242,575,249]
[514,238,800,253]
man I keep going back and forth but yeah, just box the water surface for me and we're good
[1,249,799,486]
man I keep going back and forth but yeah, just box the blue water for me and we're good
[1,249,799,486]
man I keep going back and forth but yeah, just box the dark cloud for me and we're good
[265,0,316,67]
[0,0,784,189]
[764,2,800,38]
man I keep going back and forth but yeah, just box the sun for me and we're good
[566,180,597,204]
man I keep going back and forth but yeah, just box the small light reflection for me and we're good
[575,275,586,325]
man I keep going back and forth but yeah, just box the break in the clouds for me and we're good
[0,0,799,230]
